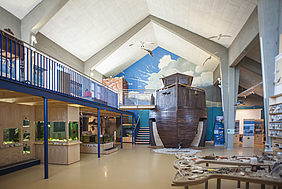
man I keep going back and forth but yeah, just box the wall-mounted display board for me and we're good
[242,119,254,147]
[234,120,240,144]
[214,116,224,146]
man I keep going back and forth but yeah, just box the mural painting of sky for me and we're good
[115,47,213,90]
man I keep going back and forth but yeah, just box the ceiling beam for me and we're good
[84,16,151,75]
[240,56,262,76]
[21,0,69,43]
[238,81,263,97]
[84,14,229,76]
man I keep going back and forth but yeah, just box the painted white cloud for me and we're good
[195,66,206,73]
[192,72,213,87]
[146,56,213,89]
[183,71,194,76]
[158,55,176,69]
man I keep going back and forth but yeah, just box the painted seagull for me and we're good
[203,52,218,65]
[208,34,231,40]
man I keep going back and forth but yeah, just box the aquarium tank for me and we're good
[35,121,66,142]
[3,128,20,144]
[69,122,78,141]
[23,146,30,154]
[23,133,30,141]
[23,119,30,127]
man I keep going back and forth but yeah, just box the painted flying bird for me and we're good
[129,41,154,48]
[208,34,231,40]
[203,52,218,65]
[143,48,154,58]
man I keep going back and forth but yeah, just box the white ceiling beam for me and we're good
[84,16,151,75]
[21,0,69,43]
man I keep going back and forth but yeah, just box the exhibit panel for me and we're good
[234,120,240,144]
[214,116,225,146]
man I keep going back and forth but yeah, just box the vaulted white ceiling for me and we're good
[0,0,42,19]
[0,0,258,77]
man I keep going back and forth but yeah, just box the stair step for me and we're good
[135,142,149,144]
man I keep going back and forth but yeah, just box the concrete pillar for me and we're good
[220,61,239,149]
[257,0,280,143]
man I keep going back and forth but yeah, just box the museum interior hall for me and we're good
[0,0,282,188]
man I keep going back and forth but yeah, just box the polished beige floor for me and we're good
[0,143,275,189]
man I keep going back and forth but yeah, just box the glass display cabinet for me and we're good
[23,133,30,141]
[69,122,78,141]
[23,146,30,154]
[23,119,30,127]
[3,128,20,144]
[35,121,67,142]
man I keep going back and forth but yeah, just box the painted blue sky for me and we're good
[116,46,212,90]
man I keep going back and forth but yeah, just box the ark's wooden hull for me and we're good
[149,83,207,148]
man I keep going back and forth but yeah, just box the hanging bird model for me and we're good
[203,52,218,65]
[143,48,154,57]
[208,34,231,40]
[129,41,154,57]
[129,41,154,48]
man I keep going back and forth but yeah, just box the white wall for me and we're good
[236,109,261,134]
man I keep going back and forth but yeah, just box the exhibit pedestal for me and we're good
[233,134,240,144]
[254,134,264,144]
[34,141,81,165]
[242,136,254,147]
[80,142,116,154]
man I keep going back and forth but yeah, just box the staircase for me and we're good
[135,126,150,144]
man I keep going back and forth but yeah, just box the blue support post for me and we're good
[132,116,134,144]
[43,97,48,179]
[98,108,100,158]
[121,113,123,149]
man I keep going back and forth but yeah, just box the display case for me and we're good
[35,121,67,142]
[242,119,255,147]
[23,146,30,154]
[254,119,264,144]
[3,128,20,144]
[23,118,30,127]
[122,124,133,143]
[69,122,78,141]
[268,94,282,153]
[81,134,113,144]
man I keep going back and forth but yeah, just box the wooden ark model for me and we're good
[149,73,207,148]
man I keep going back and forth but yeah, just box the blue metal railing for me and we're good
[0,31,118,108]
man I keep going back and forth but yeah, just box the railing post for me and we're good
[121,113,123,149]
[132,115,134,144]
[98,108,100,158]
[43,97,48,179]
